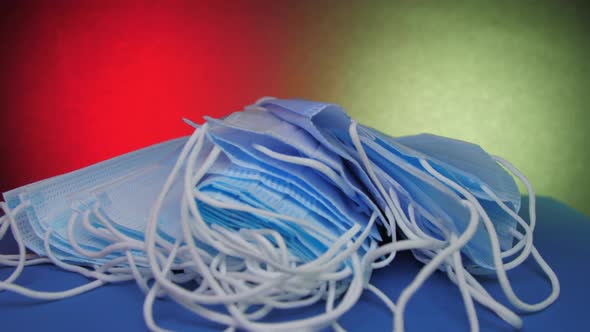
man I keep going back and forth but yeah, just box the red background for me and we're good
[0,0,295,192]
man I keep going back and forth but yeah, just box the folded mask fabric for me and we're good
[0,97,559,332]
[3,137,188,264]
[204,118,380,239]
[260,99,521,273]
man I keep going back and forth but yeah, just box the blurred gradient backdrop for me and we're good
[1,0,589,216]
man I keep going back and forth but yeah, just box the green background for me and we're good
[281,1,590,216]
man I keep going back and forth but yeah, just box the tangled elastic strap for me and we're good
[0,115,559,332]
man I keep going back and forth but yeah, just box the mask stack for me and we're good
[0,98,559,332]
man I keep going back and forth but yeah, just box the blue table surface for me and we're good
[1,197,589,331]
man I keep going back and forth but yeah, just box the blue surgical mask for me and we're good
[260,99,388,211]
[259,98,519,272]
[358,127,522,260]
[212,109,396,238]
[354,133,498,270]
[3,137,188,264]
[204,119,382,242]
[393,132,520,209]
[217,109,343,174]
[391,132,521,252]
[206,155,352,237]
[198,174,336,261]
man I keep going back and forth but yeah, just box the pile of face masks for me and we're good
[0,98,559,331]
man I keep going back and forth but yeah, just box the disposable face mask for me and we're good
[205,155,352,238]
[354,133,499,270]
[260,99,388,210]
[363,127,521,252]
[210,109,397,239]
[0,97,559,332]
[198,174,338,261]
[3,137,188,264]
[217,109,344,176]
[204,119,382,241]
[393,132,521,210]
[207,155,349,228]
[259,98,522,272]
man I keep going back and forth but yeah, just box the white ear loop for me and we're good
[253,143,357,198]
[89,203,200,282]
[350,119,478,332]
[74,208,159,293]
[182,127,366,327]
[350,120,442,273]
[325,280,346,332]
[349,121,415,242]
[188,134,367,274]
[487,155,537,265]
[369,207,398,269]
[0,201,30,287]
[144,125,239,328]
[0,214,10,239]
[189,149,338,247]
[481,185,534,270]
[0,193,186,304]
[445,255,522,328]
[394,199,480,332]
[449,234,479,332]
[70,207,190,288]
[389,189,440,243]
[176,129,316,329]
[143,240,182,332]
[420,159,560,313]
[67,211,144,258]
[0,225,108,300]
[347,119,528,332]
[253,142,396,247]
